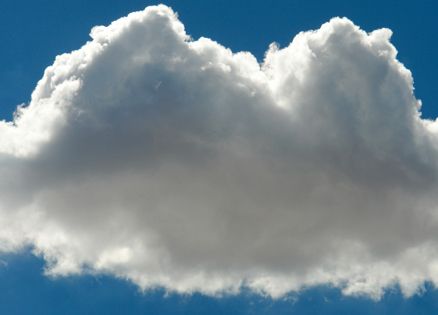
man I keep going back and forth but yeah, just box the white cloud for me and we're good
[1,4,438,299]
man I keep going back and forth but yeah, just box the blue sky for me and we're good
[1,1,438,314]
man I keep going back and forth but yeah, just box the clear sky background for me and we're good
[1,1,438,314]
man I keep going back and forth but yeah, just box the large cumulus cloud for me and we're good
[1,4,438,299]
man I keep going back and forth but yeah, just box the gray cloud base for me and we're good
[1,5,438,299]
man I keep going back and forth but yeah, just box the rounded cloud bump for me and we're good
[1,4,438,299]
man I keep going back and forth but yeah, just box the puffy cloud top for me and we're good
[1,4,438,299]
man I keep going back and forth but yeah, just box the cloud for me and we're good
[1,4,438,299]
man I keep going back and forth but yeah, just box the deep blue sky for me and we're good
[1,1,438,314]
